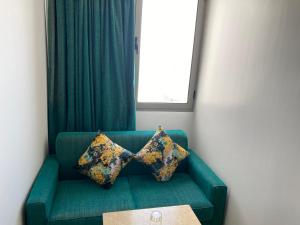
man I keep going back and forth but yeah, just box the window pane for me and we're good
[137,0,198,103]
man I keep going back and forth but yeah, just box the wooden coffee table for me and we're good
[103,205,201,225]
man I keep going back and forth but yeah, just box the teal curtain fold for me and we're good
[47,0,136,153]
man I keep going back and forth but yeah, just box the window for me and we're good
[135,0,204,111]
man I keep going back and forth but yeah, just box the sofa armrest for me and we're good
[188,149,227,225]
[26,155,59,225]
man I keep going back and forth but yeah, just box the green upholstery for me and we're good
[55,130,188,179]
[26,155,59,225]
[128,173,214,222]
[188,150,227,225]
[26,130,227,225]
[49,178,135,225]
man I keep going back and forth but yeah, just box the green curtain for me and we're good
[47,0,136,153]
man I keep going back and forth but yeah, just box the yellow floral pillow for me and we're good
[77,133,133,189]
[135,126,189,181]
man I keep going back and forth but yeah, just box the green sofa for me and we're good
[26,130,227,225]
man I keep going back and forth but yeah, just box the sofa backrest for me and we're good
[55,130,189,180]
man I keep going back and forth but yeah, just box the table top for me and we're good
[103,205,201,225]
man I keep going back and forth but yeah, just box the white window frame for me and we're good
[134,0,205,112]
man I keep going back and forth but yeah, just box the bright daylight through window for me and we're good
[136,0,199,109]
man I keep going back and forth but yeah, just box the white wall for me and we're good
[191,0,300,225]
[0,0,48,225]
[136,111,193,142]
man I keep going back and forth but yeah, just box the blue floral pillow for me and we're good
[77,133,133,189]
[135,126,189,181]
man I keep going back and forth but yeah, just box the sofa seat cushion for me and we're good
[128,173,214,222]
[49,177,135,225]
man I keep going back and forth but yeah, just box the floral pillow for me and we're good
[77,133,133,189]
[135,126,189,181]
